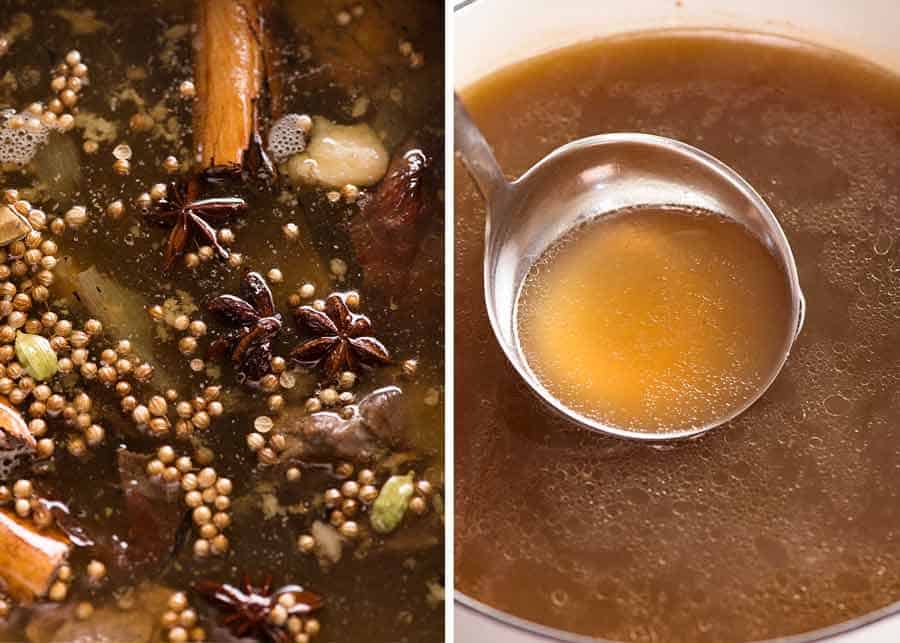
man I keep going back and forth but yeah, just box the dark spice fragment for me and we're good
[278,386,409,465]
[0,396,34,480]
[112,449,185,576]
[291,292,391,381]
[196,576,323,642]
[208,272,283,380]
[349,139,435,294]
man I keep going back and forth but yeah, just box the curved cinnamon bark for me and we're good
[193,0,267,168]
[0,509,70,603]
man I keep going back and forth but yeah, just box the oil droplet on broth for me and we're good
[516,206,795,433]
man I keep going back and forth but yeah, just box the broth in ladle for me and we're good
[517,206,793,434]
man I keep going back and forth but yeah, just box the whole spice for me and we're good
[370,472,414,534]
[349,140,434,294]
[0,206,30,247]
[195,576,323,641]
[208,272,283,379]
[292,292,390,381]
[0,508,70,602]
[0,398,34,478]
[15,332,58,381]
[143,180,246,270]
[193,0,265,169]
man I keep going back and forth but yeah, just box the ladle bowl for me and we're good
[455,94,805,441]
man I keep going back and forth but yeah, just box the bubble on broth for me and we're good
[457,31,900,643]
[267,113,309,163]
[0,110,48,165]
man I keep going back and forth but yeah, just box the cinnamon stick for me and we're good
[0,508,70,603]
[191,0,329,285]
[193,0,266,168]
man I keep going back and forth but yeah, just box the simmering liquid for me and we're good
[456,31,900,643]
[517,207,793,433]
[0,2,444,642]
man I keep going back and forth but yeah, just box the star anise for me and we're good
[291,292,391,380]
[196,576,323,643]
[208,271,282,379]
[143,179,247,270]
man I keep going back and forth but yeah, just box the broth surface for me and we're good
[0,2,444,642]
[517,206,793,433]
[456,32,900,642]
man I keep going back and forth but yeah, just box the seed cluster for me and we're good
[0,478,55,529]
[296,466,435,556]
[398,40,425,70]
[0,204,119,456]
[334,4,365,27]
[2,48,84,166]
[147,304,210,368]
[48,561,73,602]
[304,380,357,416]
[267,595,321,643]
[160,591,206,643]
[54,50,88,106]
[321,466,375,541]
[245,414,285,466]
[146,445,234,557]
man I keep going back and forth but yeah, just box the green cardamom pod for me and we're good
[370,472,415,534]
[15,331,59,381]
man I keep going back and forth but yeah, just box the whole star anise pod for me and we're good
[143,179,246,270]
[208,272,282,379]
[292,293,391,380]
[196,576,323,643]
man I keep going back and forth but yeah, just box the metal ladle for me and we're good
[454,94,805,441]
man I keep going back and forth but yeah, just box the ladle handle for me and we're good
[454,93,511,205]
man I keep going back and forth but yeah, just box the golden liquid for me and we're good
[517,207,794,432]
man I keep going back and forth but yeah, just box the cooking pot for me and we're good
[454,0,900,641]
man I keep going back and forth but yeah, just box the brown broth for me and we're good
[0,2,444,642]
[455,32,900,642]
